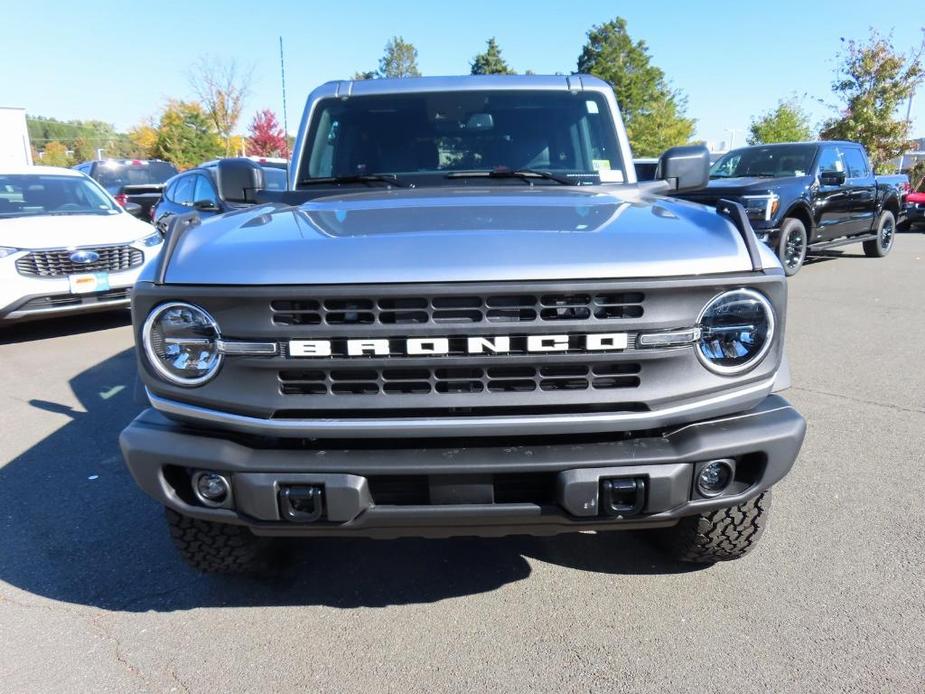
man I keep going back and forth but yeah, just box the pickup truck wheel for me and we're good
[165,508,273,574]
[777,218,807,276]
[655,490,772,564]
[863,210,895,258]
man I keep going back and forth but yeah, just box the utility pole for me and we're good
[279,37,289,146]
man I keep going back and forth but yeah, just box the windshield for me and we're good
[300,90,625,185]
[710,145,817,179]
[94,161,178,193]
[0,174,120,219]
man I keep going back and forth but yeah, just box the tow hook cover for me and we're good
[600,478,646,517]
[279,485,324,523]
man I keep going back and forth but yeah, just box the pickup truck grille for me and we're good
[16,245,144,277]
[279,363,641,396]
[271,292,644,326]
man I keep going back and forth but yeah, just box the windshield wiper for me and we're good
[446,168,577,185]
[298,174,404,187]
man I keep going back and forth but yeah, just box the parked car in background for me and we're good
[151,158,288,233]
[633,158,658,181]
[675,141,906,275]
[903,191,925,228]
[0,166,163,321]
[74,159,178,220]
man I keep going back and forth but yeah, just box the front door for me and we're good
[812,145,851,242]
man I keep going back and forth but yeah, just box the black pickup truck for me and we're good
[676,142,906,275]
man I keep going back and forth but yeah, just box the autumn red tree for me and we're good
[246,109,288,157]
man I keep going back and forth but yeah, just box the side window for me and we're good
[193,175,218,204]
[817,147,844,174]
[842,148,870,178]
[171,175,195,206]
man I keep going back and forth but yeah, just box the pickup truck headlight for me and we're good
[142,302,223,386]
[741,194,780,222]
[697,289,775,375]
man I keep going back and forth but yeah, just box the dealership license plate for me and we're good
[68,272,110,294]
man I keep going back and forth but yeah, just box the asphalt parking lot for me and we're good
[1,233,923,693]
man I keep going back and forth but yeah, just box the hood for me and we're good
[0,211,152,250]
[163,187,757,285]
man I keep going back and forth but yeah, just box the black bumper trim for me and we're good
[119,394,805,538]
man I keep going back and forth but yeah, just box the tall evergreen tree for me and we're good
[471,38,515,75]
[378,36,421,78]
[577,18,695,156]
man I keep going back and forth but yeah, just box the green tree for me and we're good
[576,17,695,156]
[40,141,72,167]
[378,36,420,78]
[152,101,223,170]
[351,70,377,81]
[471,37,515,75]
[747,100,813,144]
[820,31,924,172]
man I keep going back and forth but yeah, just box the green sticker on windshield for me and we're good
[592,159,611,171]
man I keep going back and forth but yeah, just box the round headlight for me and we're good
[697,289,774,375]
[142,302,222,386]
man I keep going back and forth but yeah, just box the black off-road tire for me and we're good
[657,491,772,564]
[863,210,896,258]
[777,218,807,276]
[165,508,272,574]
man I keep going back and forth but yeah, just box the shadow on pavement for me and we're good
[0,310,131,345]
[0,346,698,614]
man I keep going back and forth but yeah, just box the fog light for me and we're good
[696,460,733,497]
[192,471,230,507]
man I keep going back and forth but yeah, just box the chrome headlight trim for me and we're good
[696,288,775,376]
[142,301,224,386]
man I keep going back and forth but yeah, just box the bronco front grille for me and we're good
[271,292,644,326]
[279,363,641,396]
[16,245,144,277]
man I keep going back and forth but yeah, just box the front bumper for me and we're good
[120,394,805,538]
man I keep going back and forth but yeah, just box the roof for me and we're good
[323,73,611,98]
[1,165,84,177]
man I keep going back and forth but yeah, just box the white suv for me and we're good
[0,166,163,322]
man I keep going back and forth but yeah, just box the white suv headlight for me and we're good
[0,246,20,259]
[143,302,223,386]
[137,232,163,248]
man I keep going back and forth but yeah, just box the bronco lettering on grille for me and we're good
[288,333,628,358]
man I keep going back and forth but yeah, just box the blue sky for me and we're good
[2,0,923,150]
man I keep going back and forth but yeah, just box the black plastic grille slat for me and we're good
[15,246,144,277]
[270,292,645,326]
[278,363,641,396]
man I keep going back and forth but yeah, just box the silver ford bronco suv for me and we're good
[120,75,806,573]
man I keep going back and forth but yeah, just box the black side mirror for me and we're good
[819,170,846,186]
[193,199,220,212]
[656,145,710,192]
[124,202,145,218]
[215,158,264,203]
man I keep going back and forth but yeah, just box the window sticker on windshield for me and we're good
[585,100,600,114]
[592,159,611,171]
[599,169,624,183]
